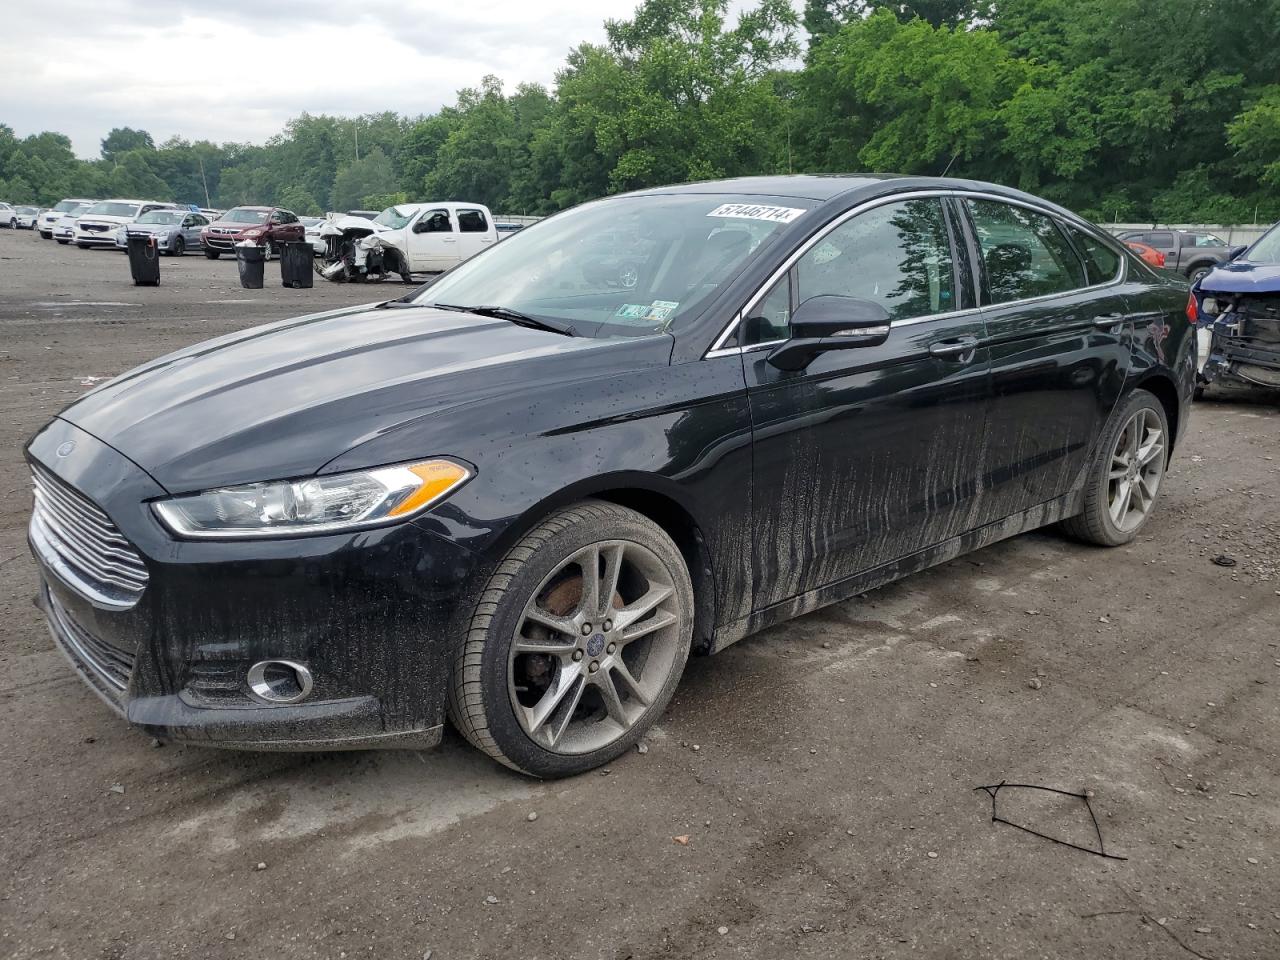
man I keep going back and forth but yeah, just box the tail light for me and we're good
[1185,292,1197,325]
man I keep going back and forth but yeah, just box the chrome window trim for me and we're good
[703,189,1128,359]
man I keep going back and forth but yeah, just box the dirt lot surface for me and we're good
[1,228,1277,959]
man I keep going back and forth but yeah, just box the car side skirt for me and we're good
[710,489,1082,653]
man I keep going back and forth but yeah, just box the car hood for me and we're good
[127,222,176,233]
[79,214,137,226]
[58,304,672,494]
[207,221,261,231]
[1200,260,1280,294]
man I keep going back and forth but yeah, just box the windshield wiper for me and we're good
[437,304,577,337]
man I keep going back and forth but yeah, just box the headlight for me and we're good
[244,228,263,237]
[152,459,471,538]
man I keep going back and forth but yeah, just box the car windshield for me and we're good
[53,200,83,213]
[65,204,91,217]
[222,209,268,224]
[136,210,184,225]
[411,194,813,338]
[87,201,142,218]
[373,206,413,230]
[1245,224,1280,263]
[17,206,38,214]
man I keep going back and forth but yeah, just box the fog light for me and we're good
[246,660,313,704]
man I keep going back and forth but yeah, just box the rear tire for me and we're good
[1187,264,1212,285]
[448,500,694,778]
[1061,389,1170,546]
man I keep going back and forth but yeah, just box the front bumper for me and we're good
[74,226,119,246]
[202,232,244,250]
[27,419,481,751]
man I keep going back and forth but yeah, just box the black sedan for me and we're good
[26,175,1194,777]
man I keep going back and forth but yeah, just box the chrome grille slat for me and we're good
[33,490,143,568]
[30,465,148,603]
[35,514,148,591]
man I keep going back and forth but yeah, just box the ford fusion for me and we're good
[27,176,1194,777]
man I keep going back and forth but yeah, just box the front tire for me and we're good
[448,500,694,778]
[1062,389,1170,546]
[171,236,185,257]
[204,249,220,260]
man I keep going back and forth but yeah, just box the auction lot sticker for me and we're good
[707,203,805,223]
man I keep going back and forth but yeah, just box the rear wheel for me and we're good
[448,500,693,778]
[1187,264,1212,285]
[1062,389,1169,546]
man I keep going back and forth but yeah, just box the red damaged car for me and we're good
[201,206,304,259]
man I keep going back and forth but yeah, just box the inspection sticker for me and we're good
[707,203,805,224]
[646,300,679,321]
[615,303,651,320]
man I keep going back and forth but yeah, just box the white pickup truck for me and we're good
[317,202,498,282]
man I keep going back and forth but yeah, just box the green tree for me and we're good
[329,147,397,210]
[100,127,154,162]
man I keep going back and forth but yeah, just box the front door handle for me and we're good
[1093,313,1127,330]
[929,336,980,360]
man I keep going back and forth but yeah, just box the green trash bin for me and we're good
[127,234,160,286]
[236,243,266,289]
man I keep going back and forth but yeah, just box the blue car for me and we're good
[1193,225,1280,395]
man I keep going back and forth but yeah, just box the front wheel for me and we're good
[204,249,220,260]
[449,500,694,778]
[171,236,185,257]
[1062,389,1170,546]
[56,238,69,245]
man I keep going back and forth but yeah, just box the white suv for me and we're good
[73,199,176,248]
[38,199,97,239]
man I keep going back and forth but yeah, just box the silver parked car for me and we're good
[114,209,210,256]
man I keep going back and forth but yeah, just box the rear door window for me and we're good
[457,209,489,233]
[964,199,1086,304]
[1065,225,1122,284]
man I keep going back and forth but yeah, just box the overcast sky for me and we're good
[1,0,675,158]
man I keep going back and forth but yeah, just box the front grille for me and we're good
[82,223,109,233]
[47,593,135,693]
[31,465,149,603]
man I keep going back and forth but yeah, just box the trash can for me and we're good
[127,234,160,286]
[280,241,314,289]
[236,243,266,289]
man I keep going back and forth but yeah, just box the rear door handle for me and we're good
[929,336,981,360]
[1093,313,1127,330]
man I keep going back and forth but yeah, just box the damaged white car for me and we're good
[316,202,498,282]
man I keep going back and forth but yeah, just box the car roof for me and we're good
[227,205,273,212]
[620,174,1099,222]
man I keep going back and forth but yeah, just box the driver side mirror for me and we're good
[766,296,892,371]
[1227,244,1247,261]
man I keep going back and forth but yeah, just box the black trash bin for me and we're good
[236,243,266,289]
[127,234,160,286]
[280,241,314,289]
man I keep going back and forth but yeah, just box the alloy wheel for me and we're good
[508,540,681,754]
[1108,407,1165,532]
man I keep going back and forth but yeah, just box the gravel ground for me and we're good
[1,228,1277,960]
